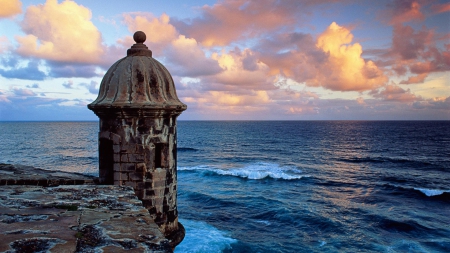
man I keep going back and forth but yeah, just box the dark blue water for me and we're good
[1,121,449,252]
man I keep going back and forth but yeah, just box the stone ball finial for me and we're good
[133,31,146,44]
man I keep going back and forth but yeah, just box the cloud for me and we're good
[400,73,428,84]
[0,36,10,53]
[428,96,450,110]
[388,0,425,24]
[49,63,100,78]
[313,22,387,91]
[413,96,450,110]
[26,83,39,88]
[431,3,450,14]
[12,87,37,97]
[15,0,104,64]
[373,84,419,102]
[204,48,276,90]
[122,13,178,56]
[392,24,432,60]
[257,32,327,82]
[255,23,387,92]
[0,0,22,18]
[356,97,365,105]
[166,35,222,77]
[62,80,74,89]
[0,60,46,80]
[172,0,296,46]
[389,24,450,81]
[79,80,99,94]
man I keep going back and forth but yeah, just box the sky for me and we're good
[0,0,449,121]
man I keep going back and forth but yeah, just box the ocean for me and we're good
[0,121,449,252]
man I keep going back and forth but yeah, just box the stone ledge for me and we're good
[0,185,172,253]
[0,164,97,186]
[0,164,173,253]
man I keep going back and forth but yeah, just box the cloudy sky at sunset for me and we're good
[0,0,449,120]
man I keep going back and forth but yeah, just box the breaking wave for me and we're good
[179,162,307,180]
[175,219,237,253]
[413,188,450,197]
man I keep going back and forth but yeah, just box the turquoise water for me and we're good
[1,121,449,252]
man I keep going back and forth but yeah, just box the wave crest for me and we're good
[414,188,450,197]
[179,162,307,180]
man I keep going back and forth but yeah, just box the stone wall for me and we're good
[97,115,179,235]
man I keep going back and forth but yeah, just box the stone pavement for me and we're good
[0,164,172,253]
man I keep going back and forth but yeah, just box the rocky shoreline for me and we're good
[0,164,173,252]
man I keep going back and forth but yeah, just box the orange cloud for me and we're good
[180,89,272,117]
[389,24,450,84]
[0,0,22,18]
[431,3,450,14]
[400,73,428,84]
[287,106,318,115]
[356,97,365,105]
[122,13,178,56]
[209,90,271,106]
[314,22,387,91]
[389,0,424,24]
[175,0,303,47]
[206,48,275,90]
[15,0,103,63]
[166,35,222,77]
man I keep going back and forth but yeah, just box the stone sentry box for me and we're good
[88,31,187,241]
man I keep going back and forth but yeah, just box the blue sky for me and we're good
[0,0,449,120]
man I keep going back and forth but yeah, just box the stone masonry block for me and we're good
[123,163,136,171]
[110,132,121,144]
[124,181,136,188]
[136,163,147,172]
[145,189,155,197]
[153,180,166,188]
[129,172,144,181]
[129,154,144,163]
[113,145,121,154]
[144,149,153,164]
[152,168,167,179]
[136,182,145,190]
[121,154,129,162]
[135,189,145,199]
[113,163,121,172]
[153,187,165,197]
[114,172,122,181]
[122,144,137,153]
[115,172,128,181]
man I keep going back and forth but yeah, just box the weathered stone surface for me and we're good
[0,184,172,252]
[0,164,96,186]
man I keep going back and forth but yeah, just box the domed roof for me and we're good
[88,31,187,114]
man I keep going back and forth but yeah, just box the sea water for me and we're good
[0,121,449,252]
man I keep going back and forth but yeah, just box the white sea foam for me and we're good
[254,220,271,226]
[179,162,307,180]
[175,219,237,253]
[414,187,450,197]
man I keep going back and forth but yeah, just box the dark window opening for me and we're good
[155,143,163,168]
[99,138,114,184]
